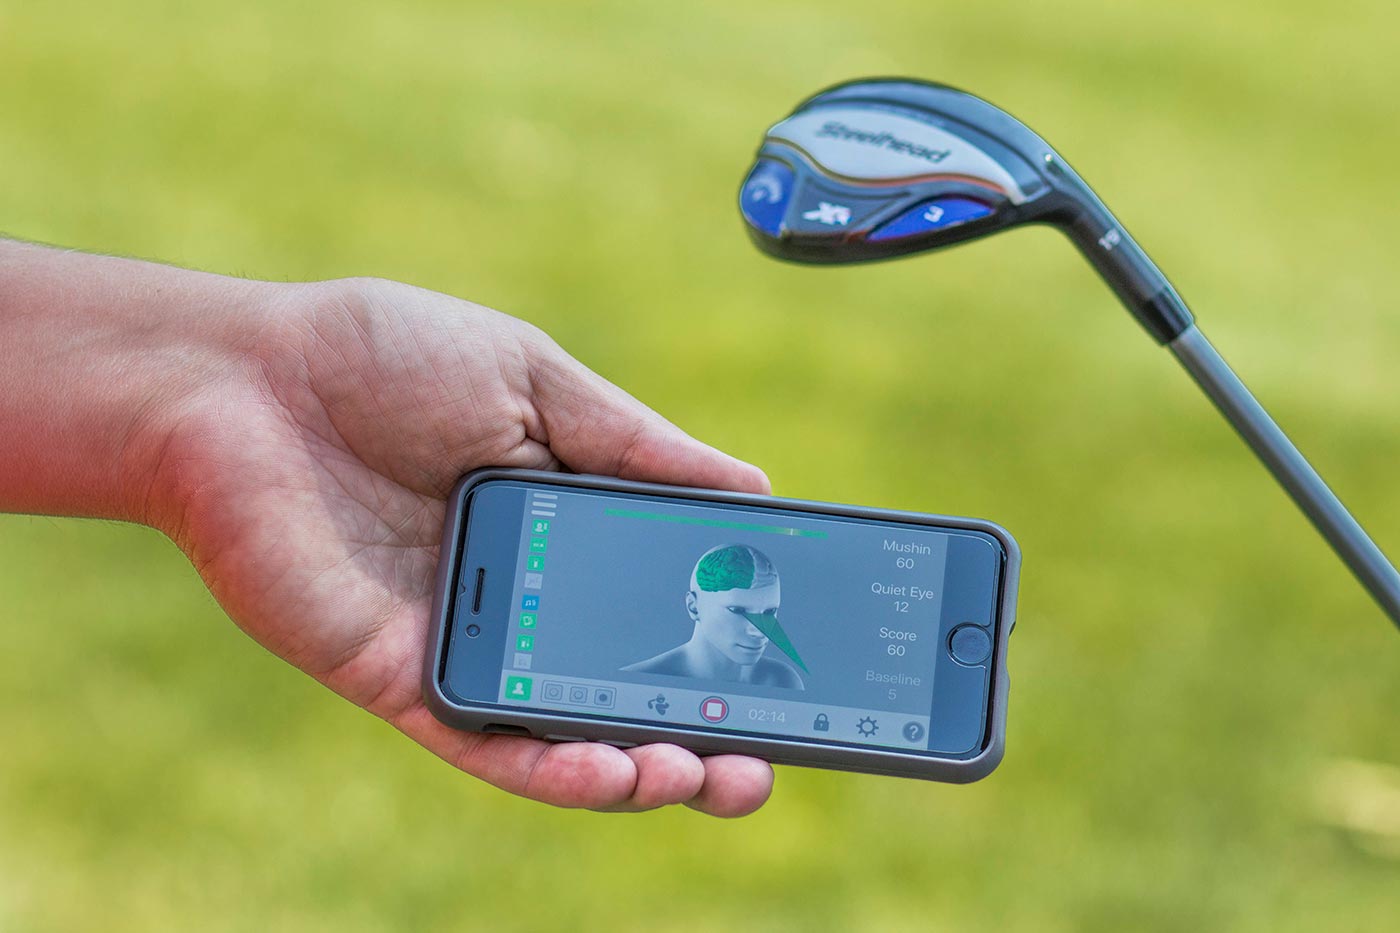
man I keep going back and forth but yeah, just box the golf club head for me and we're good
[740,78,1192,342]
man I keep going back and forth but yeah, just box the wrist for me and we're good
[0,240,287,530]
[120,274,318,543]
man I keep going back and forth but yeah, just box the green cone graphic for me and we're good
[744,612,808,674]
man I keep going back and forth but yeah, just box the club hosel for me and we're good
[1037,155,1195,343]
[1058,200,1194,344]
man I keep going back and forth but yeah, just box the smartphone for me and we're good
[422,469,1021,783]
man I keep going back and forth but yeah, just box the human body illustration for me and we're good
[624,544,807,688]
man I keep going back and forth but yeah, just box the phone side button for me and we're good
[482,723,533,737]
[544,734,587,743]
[601,740,637,749]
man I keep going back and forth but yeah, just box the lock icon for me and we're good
[813,713,830,732]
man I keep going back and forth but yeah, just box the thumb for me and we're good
[523,336,769,495]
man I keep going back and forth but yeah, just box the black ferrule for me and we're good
[1134,289,1194,344]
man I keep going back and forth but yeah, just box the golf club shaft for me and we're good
[1169,325,1400,630]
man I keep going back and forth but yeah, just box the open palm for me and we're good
[155,277,774,816]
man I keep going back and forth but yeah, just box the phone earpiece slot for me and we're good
[471,567,486,614]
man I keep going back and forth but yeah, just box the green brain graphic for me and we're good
[695,545,766,592]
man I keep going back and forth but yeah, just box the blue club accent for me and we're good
[868,197,993,242]
[739,159,794,236]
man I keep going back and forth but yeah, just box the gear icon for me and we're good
[856,716,878,737]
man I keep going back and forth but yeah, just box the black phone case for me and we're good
[422,468,1021,783]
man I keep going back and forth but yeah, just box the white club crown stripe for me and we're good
[766,106,1027,204]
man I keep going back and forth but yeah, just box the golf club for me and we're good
[739,77,1400,632]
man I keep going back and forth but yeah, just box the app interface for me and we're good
[461,483,991,752]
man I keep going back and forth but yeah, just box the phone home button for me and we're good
[948,624,992,665]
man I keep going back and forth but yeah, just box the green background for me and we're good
[3,1,1398,929]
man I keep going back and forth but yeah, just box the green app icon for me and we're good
[505,676,532,701]
[532,519,550,535]
[516,634,534,652]
[519,613,537,628]
[527,555,545,571]
[529,537,548,553]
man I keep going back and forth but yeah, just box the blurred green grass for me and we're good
[3,1,1399,929]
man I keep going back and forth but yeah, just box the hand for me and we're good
[135,276,776,816]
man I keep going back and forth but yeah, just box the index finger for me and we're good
[519,330,771,495]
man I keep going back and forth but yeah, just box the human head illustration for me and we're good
[687,544,807,673]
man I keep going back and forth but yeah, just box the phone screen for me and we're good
[443,480,1004,756]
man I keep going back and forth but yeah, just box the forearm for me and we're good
[0,240,275,526]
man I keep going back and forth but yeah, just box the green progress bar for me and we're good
[603,508,827,538]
